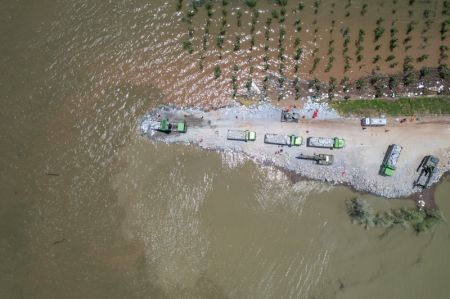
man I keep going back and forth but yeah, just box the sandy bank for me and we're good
[140,103,450,199]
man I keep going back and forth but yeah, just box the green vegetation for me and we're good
[372,54,381,64]
[236,9,242,27]
[328,77,337,100]
[310,57,320,74]
[346,198,445,233]
[341,26,351,73]
[439,64,450,79]
[182,40,193,54]
[233,34,241,51]
[176,0,450,100]
[214,66,221,79]
[216,2,228,50]
[245,79,252,93]
[388,76,398,90]
[419,66,431,78]
[176,0,183,11]
[374,17,385,42]
[332,97,450,116]
[245,0,257,8]
[231,64,238,97]
[361,3,368,16]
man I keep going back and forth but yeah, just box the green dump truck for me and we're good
[264,134,302,146]
[158,118,187,133]
[380,144,402,176]
[306,137,345,149]
[227,130,256,142]
[297,153,334,165]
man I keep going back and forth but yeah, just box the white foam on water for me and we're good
[220,150,247,169]
[253,165,336,216]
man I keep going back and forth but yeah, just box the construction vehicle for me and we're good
[264,134,302,146]
[307,137,345,149]
[361,117,387,127]
[157,118,187,133]
[297,153,334,165]
[227,130,256,142]
[414,155,439,189]
[380,144,402,176]
[281,109,300,122]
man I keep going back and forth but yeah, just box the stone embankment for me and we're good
[140,103,450,199]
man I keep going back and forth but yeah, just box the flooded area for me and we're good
[1,0,450,298]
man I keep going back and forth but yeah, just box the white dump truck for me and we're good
[307,137,345,149]
[264,134,302,146]
[361,117,387,127]
[227,130,256,142]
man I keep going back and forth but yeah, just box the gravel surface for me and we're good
[140,103,450,199]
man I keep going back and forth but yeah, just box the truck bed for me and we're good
[383,144,402,167]
[307,137,334,148]
[264,134,291,146]
[227,130,247,141]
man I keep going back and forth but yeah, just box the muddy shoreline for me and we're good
[279,164,449,209]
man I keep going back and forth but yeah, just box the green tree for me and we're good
[245,0,257,8]
[214,66,221,79]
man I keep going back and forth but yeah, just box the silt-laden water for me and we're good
[1,1,450,298]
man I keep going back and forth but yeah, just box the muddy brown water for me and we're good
[1,0,450,298]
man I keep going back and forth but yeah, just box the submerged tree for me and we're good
[372,54,381,64]
[328,77,337,100]
[388,75,398,90]
[176,0,183,11]
[214,66,221,79]
[346,199,373,229]
[419,66,431,78]
[245,0,257,8]
[236,9,242,27]
[346,199,444,233]
[355,78,366,90]
[233,34,241,51]
[231,64,239,97]
[438,64,450,80]
[310,57,321,74]
[361,3,368,16]
[182,40,193,54]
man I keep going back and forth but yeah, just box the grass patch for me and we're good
[331,97,450,116]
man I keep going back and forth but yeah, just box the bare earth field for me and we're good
[140,104,450,202]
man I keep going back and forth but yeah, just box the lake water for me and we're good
[1,1,449,298]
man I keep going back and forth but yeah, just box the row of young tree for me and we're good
[179,0,450,99]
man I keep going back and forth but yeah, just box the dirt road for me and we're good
[141,105,450,199]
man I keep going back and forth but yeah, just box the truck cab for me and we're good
[246,130,256,141]
[158,118,187,133]
[381,165,396,176]
[333,138,345,149]
[290,135,302,146]
[176,121,187,133]
[380,144,402,176]
[227,130,256,142]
